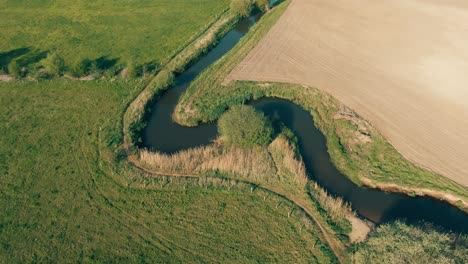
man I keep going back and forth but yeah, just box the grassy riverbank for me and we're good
[0,79,338,263]
[174,0,468,209]
[1,0,466,262]
[126,2,354,260]
[0,2,340,262]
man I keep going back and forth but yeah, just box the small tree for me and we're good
[42,52,65,76]
[230,0,254,17]
[218,105,273,148]
[8,60,21,79]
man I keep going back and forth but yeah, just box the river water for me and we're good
[143,13,468,233]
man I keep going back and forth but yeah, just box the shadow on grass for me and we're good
[0,47,50,72]
[0,47,30,69]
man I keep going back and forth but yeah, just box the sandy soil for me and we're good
[348,215,372,243]
[0,74,13,82]
[229,0,468,187]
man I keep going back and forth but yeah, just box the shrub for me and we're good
[230,0,254,17]
[126,61,138,79]
[8,60,21,78]
[218,105,273,147]
[70,59,91,77]
[42,52,65,76]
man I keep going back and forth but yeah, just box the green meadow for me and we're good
[1,0,466,262]
[0,80,336,262]
[0,0,229,68]
[0,2,337,261]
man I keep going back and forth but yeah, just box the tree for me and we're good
[8,60,21,79]
[218,105,273,148]
[230,0,254,18]
[42,52,65,76]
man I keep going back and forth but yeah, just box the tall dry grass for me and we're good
[268,136,308,185]
[140,135,353,228]
[139,143,276,179]
[199,147,276,179]
[139,146,219,173]
[308,182,353,223]
[269,136,353,224]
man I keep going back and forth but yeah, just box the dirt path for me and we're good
[128,156,347,263]
[122,8,348,262]
[229,0,468,187]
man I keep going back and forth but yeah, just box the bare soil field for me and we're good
[229,0,468,186]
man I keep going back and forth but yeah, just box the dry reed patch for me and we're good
[268,136,307,185]
[308,182,353,224]
[269,136,356,231]
[199,147,276,179]
[138,143,276,179]
[139,146,219,173]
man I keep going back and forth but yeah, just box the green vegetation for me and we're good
[230,0,270,17]
[0,1,341,262]
[352,221,468,263]
[230,0,254,17]
[7,60,20,78]
[124,9,239,147]
[0,0,230,67]
[218,105,273,147]
[0,79,338,263]
[174,0,468,209]
[126,61,138,80]
[1,0,465,262]
[42,52,65,76]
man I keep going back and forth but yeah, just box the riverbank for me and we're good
[123,9,237,149]
[228,0,468,187]
[173,2,468,211]
[122,3,356,262]
[1,3,343,262]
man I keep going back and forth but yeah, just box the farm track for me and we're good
[229,0,468,186]
[128,156,346,263]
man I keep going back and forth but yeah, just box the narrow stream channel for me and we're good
[143,13,468,233]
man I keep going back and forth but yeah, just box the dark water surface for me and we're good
[143,14,468,233]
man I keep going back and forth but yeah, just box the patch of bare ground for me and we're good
[0,74,14,82]
[348,216,373,243]
[361,178,468,213]
[228,0,468,187]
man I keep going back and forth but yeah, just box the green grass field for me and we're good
[0,0,229,69]
[1,0,466,262]
[0,2,338,261]
[0,80,337,262]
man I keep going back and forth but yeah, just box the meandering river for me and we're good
[143,13,468,233]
